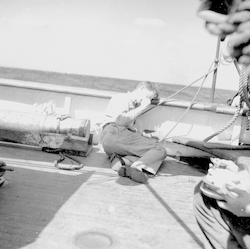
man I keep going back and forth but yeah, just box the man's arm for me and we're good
[115,98,151,126]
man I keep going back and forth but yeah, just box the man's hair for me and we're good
[136,81,159,99]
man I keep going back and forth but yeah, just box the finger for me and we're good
[238,54,250,64]
[209,163,214,169]
[210,157,220,166]
[198,10,228,24]
[209,157,217,167]
[219,190,237,204]
[207,168,216,175]
[225,184,244,194]
[242,43,250,54]
[237,20,250,33]
[230,32,250,48]
[217,22,237,34]
[237,1,250,12]
[210,157,216,163]
[217,159,229,166]
[228,11,250,25]
[206,23,225,36]
[217,200,230,211]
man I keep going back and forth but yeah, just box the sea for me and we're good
[0,66,236,105]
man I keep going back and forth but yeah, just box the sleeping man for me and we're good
[100,81,167,184]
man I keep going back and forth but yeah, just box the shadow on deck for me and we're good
[0,144,205,249]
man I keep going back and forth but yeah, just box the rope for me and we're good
[149,45,250,150]
[42,147,84,170]
[202,64,250,150]
[160,61,217,141]
[239,65,250,109]
[41,114,86,170]
[54,152,84,170]
[142,63,221,116]
[202,103,242,143]
[144,41,235,143]
[201,142,250,150]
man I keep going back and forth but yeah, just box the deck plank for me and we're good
[0,144,205,249]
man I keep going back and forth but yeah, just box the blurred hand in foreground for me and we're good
[217,184,250,217]
[198,0,250,72]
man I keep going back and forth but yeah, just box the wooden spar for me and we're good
[0,78,115,99]
[0,109,93,156]
[0,109,90,138]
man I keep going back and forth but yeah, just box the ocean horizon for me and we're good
[0,66,236,105]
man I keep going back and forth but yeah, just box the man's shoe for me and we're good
[109,153,125,172]
[118,166,148,184]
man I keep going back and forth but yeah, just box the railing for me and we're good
[0,77,243,116]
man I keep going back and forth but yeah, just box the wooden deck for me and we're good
[0,143,205,249]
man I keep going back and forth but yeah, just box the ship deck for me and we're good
[0,143,205,249]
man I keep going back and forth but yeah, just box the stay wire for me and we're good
[142,62,221,116]
[161,60,218,141]
[202,64,250,150]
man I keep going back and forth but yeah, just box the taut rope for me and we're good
[202,64,250,150]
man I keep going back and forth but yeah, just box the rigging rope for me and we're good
[202,64,250,150]
[139,40,250,150]
[161,61,217,140]
[142,63,220,116]
[140,59,221,144]
[147,44,250,150]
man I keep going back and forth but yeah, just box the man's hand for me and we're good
[142,130,159,141]
[205,21,236,37]
[217,184,250,217]
[226,1,250,67]
[198,0,250,71]
[139,97,151,109]
[210,158,239,173]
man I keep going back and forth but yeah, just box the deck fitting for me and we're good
[71,230,118,249]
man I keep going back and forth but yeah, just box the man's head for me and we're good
[135,81,159,100]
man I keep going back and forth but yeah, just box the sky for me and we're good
[0,0,240,90]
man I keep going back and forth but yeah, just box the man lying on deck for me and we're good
[100,81,167,184]
[194,0,250,248]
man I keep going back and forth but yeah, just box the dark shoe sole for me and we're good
[118,166,148,183]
